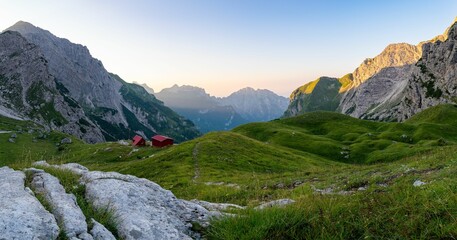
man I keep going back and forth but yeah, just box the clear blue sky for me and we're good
[1,0,456,96]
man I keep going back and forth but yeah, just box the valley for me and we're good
[1,5,457,239]
[2,105,457,238]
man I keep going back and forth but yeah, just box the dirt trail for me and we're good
[192,142,201,182]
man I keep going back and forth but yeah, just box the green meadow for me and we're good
[2,104,457,239]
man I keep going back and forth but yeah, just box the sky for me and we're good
[1,1,457,97]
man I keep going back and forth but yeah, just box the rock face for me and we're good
[350,43,422,88]
[40,162,220,240]
[339,43,422,119]
[79,170,215,240]
[218,87,289,122]
[2,21,200,143]
[28,168,91,239]
[0,167,59,239]
[285,18,457,122]
[155,85,248,133]
[2,162,300,239]
[0,31,104,143]
[89,219,116,240]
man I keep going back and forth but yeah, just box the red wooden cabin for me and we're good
[132,135,146,146]
[151,135,174,148]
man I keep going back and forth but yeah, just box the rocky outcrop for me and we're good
[2,162,300,239]
[349,19,457,121]
[27,168,92,239]
[0,167,59,239]
[351,43,422,88]
[0,30,104,143]
[79,170,217,239]
[35,161,222,239]
[285,18,457,122]
[89,219,116,240]
[338,43,422,119]
[2,21,200,143]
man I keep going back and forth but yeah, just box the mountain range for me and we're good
[0,21,200,143]
[284,18,457,121]
[154,85,288,132]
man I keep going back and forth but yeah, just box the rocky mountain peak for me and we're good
[351,43,422,89]
[418,17,457,48]
[220,87,289,122]
[5,21,39,34]
[0,22,200,142]
[237,87,256,92]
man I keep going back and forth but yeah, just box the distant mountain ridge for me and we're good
[0,21,200,142]
[218,87,289,122]
[154,85,288,132]
[154,85,248,133]
[284,17,457,122]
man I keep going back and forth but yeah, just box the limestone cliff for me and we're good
[2,21,200,142]
[285,18,457,122]
[0,31,104,142]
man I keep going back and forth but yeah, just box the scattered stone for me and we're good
[226,183,241,189]
[313,187,334,195]
[204,182,225,186]
[255,199,295,210]
[90,219,116,240]
[33,160,51,167]
[61,137,72,144]
[8,138,15,143]
[27,168,91,239]
[413,180,426,187]
[28,129,34,134]
[103,147,112,152]
[10,133,17,138]
[292,181,303,187]
[357,186,367,191]
[128,148,139,156]
[33,161,89,175]
[117,140,129,146]
[0,167,59,239]
[191,200,245,211]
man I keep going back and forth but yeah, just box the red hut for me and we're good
[151,135,174,148]
[132,135,146,146]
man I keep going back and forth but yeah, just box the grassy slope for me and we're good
[235,108,457,164]
[284,74,353,117]
[2,105,457,238]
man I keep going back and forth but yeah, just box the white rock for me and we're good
[255,199,295,210]
[28,169,90,239]
[89,219,116,240]
[0,167,59,239]
[413,180,426,187]
[79,170,217,240]
[191,199,245,211]
[118,140,129,146]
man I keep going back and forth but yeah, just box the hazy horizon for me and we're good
[1,0,457,97]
